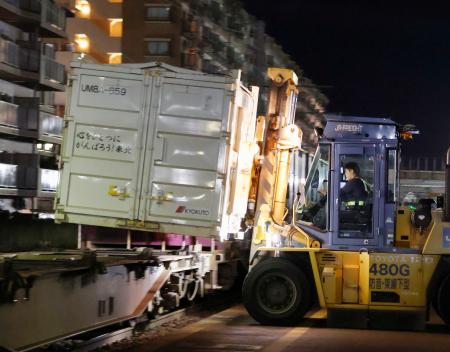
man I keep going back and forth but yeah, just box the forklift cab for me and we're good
[296,115,398,250]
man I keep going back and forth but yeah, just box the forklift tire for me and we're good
[437,274,450,327]
[432,293,441,318]
[242,257,312,326]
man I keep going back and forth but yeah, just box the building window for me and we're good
[108,52,122,64]
[75,0,91,18]
[146,5,171,21]
[145,39,171,56]
[108,18,123,37]
[74,33,90,52]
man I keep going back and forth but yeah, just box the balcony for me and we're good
[38,168,58,195]
[182,50,199,70]
[0,37,39,83]
[201,27,228,64]
[39,111,63,143]
[0,163,18,188]
[0,163,58,200]
[201,59,224,75]
[0,97,39,139]
[0,0,40,29]
[3,0,40,13]
[205,0,225,27]
[183,18,200,39]
[0,139,59,199]
[40,54,66,90]
[0,0,66,38]
[0,38,65,90]
[0,96,62,142]
[226,46,244,69]
[40,0,66,38]
[0,153,38,197]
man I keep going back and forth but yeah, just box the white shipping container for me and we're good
[55,62,259,239]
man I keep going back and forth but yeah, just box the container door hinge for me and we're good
[68,75,78,85]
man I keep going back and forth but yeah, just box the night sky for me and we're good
[241,0,450,158]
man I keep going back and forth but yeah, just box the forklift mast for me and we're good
[250,68,301,227]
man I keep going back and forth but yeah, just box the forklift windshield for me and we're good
[296,144,330,230]
[296,144,376,239]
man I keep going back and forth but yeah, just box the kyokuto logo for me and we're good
[335,124,363,133]
[176,206,210,216]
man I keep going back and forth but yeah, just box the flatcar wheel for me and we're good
[437,274,450,327]
[242,258,311,326]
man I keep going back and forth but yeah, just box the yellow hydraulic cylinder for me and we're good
[254,68,300,226]
[272,149,291,224]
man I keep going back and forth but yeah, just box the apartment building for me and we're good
[122,0,267,83]
[6,0,325,174]
[121,0,327,134]
[0,0,67,214]
[53,0,327,134]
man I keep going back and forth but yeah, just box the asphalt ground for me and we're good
[121,305,450,352]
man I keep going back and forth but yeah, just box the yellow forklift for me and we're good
[242,69,450,330]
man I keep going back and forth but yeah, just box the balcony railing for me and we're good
[0,162,58,197]
[0,100,19,127]
[0,154,38,190]
[40,112,63,138]
[0,37,40,72]
[182,49,199,69]
[0,97,39,132]
[202,60,221,74]
[2,0,66,37]
[19,44,40,72]
[41,0,65,31]
[0,37,20,67]
[39,168,58,192]
[0,163,18,188]
[40,55,65,85]
[183,18,200,37]
[4,0,41,14]
[39,91,55,106]
[0,97,63,139]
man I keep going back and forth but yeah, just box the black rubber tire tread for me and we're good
[432,293,441,318]
[437,274,450,327]
[242,257,312,326]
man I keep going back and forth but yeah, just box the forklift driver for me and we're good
[312,180,327,229]
[340,162,368,204]
[300,180,328,230]
[338,161,371,232]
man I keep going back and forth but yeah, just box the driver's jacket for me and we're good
[339,177,368,204]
